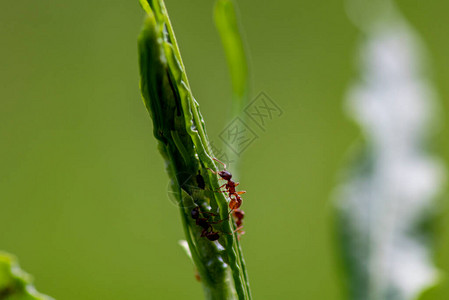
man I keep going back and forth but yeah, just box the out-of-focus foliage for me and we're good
[214,0,250,173]
[336,1,445,299]
[0,252,53,300]
[214,0,248,108]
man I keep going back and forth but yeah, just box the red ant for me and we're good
[209,158,246,210]
[232,209,245,229]
[232,209,245,238]
[191,207,221,241]
[208,158,248,238]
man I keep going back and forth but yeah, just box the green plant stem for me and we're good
[137,1,251,299]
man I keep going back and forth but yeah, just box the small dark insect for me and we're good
[195,270,201,282]
[191,207,221,241]
[191,206,201,219]
[196,171,206,190]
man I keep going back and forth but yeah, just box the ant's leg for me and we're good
[201,211,219,218]
[220,229,234,236]
[207,168,219,175]
[203,211,231,225]
[234,226,244,233]
[236,230,245,240]
[207,169,226,181]
[210,215,230,224]
[213,157,227,169]
[219,226,244,237]
[214,184,229,193]
[236,191,246,195]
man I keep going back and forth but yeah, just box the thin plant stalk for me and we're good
[214,0,249,174]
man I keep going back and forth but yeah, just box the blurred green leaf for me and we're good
[0,252,53,300]
[214,0,249,174]
[214,0,248,109]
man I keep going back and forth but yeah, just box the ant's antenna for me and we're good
[213,157,227,170]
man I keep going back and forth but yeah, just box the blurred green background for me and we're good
[1,0,448,299]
